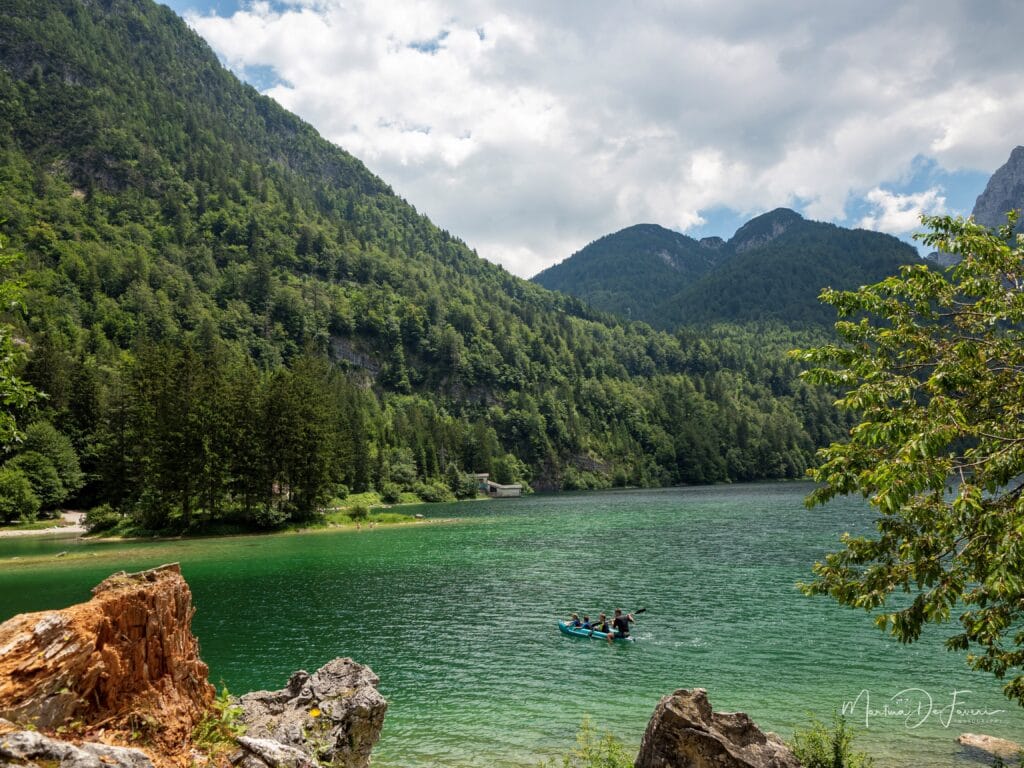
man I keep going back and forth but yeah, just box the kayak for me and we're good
[558,620,635,642]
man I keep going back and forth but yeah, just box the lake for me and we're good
[0,483,1020,766]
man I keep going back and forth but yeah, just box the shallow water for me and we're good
[0,483,1020,766]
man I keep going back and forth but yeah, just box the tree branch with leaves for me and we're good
[793,214,1024,705]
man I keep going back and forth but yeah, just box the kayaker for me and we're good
[567,613,583,628]
[610,608,635,642]
[581,614,592,629]
[593,613,611,635]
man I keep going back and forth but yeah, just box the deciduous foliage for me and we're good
[796,215,1024,704]
[0,240,37,448]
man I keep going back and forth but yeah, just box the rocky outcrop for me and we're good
[972,146,1024,230]
[0,563,214,748]
[957,733,1023,764]
[235,658,387,768]
[730,208,803,254]
[635,688,799,768]
[0,718,154,768]
[0,566,388,768]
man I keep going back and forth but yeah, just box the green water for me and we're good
[0,484,1020,766]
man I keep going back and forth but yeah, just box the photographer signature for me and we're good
[841,688,1006,729]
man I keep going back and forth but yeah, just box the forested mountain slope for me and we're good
[533,209,920,328]
[531,224,729,322]
[0,0,849,529]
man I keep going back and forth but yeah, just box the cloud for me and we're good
[184,0,1024,277]
[858,187,947,234]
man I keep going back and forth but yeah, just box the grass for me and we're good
[322,510,417,526]
[325,490,421,510]
[317,490,427,527]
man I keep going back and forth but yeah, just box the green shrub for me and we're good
[193,687,245,758]
[539,718,634,768]
[414,481,454,503]
[347,503,369,522]
[380,482,402,504]
[788,714,873,768]
[0,466,41,523]
[84,503,122,533]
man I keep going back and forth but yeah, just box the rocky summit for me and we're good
[972,146,1024,230]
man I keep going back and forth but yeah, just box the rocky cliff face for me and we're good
[729,208,803,254]
[0,563,214,747]
[972,146,1024,229]
[0,565,388,768]
[634,688,799,768]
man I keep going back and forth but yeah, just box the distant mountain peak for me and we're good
[972,145,1024,229]
[729,208,804,254]
[531,206,917,328]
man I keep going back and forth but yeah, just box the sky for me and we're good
[160,0,1021,278]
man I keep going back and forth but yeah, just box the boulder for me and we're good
[0,718,154,768]
[957,733,1023,764]
[237,658,387,768]
[635,688,799,768]
[0,563,214,748]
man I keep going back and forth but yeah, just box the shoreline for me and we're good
[0,515,460,552]
[0,524,86,539]
[0,498,484,542]
[0,511,87,539]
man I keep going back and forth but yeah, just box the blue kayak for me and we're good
[558,620,635,642]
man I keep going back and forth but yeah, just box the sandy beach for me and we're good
[0,512,86,538]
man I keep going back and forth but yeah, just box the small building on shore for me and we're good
[473,473,523,498]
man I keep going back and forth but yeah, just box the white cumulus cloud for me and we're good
[183,0,1024,276]
[858,187,947,234]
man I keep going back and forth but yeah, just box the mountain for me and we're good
[531,224,729,321]
[925,146,1023,267]
[532,209,920,328]
[0,0,850,526]
[971,145,1024,229]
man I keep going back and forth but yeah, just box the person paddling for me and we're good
[567,613,583,628]
[609,608,635,643]
[592,612,611,636]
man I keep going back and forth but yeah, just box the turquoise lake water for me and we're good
[0,483,1021,766]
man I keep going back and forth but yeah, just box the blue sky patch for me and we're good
[407,30,450,54]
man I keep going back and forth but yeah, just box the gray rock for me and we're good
[232,737,319,768]
[634,688,799,768]
[239,658,387,768]
[973,146,1024,231]
[0,723,153,768]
